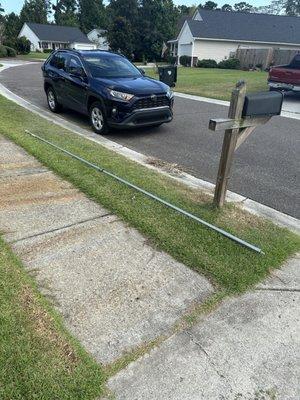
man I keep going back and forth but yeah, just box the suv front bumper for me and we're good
[108,106,173,129]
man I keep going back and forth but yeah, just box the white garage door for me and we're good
[73,43,96,50]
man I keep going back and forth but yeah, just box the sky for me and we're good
[2,0,269,15]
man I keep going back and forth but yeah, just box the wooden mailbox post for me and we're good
[209,81,283,207]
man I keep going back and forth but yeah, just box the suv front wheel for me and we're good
[90,102,108,135]
[47,87,62,113]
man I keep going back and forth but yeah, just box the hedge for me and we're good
[5,46,17,57]
[197,59,218,68]
[179,55,191,67]
[218,58,240,69]
[0,45,8,58]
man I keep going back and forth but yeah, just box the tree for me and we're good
[177,4,197,16]
[285,0,300,15]
[15,36,31,54]
[177,5,191,15]
[78,0,107,33]
[234,2,254,12]
[4,13,22,44]
[107,16,134,57]
[107,0,139,58]
[255,0,284,14]
[53,0,79,26]
[0,2,5,44]
[108,0,139,22]
[200,1,218,9]
[20,0,51,24]
[138,0,179,61]
[221,4,233,11]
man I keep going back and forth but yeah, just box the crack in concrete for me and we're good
[184,330,232,389]
[0,169,48,179]
[255,287,300,293]
[9,213,112,244]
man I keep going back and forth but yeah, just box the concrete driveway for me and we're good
[0,62,299,218]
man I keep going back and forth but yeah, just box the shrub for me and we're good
[179,55,191,67]
[14,36,31,54]
[197,59,218,68]
[218,58,240,69]
[5,46,17,57]
[43,49,53,53]
[0,45,8,58]
[3,39,16,49]
[167,55,177,65]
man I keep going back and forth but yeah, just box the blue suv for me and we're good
[42,50,174,134]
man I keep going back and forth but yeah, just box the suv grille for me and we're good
[133,95,170,110]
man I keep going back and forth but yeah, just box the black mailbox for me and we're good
[242,91,283,117]
[158,65,177,87]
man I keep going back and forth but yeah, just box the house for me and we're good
[87,29,109,50]
[169,9,300,66]
[18,23,97,52]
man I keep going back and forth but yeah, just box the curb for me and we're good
[0,66,299,235]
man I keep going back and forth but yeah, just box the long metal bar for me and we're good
[24,130,264,254]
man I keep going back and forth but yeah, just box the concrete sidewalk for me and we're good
[108,255,300,399]
[0,135,213,364]
[1,135,299,399]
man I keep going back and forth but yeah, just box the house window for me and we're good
[42,42,49,49]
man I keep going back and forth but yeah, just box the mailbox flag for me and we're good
[161,42,168,58]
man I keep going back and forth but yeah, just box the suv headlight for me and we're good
[108,89,134,102]
[166,88,174,99]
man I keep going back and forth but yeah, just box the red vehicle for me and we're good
[268,54,300,92]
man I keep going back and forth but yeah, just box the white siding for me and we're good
[193,10,203,21]
[193,39,300,62]
[178,23,194,58]
[18,23,40,51]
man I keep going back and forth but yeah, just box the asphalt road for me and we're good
[1,62,299,218]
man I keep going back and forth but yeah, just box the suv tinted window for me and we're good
[68,55,83,74]
[82,53,140,79]
[50,52,68,70]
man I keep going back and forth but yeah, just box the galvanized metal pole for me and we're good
[24,130,264,254]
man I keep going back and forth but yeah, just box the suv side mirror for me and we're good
[70,66,86,78]
[138,68,146,75]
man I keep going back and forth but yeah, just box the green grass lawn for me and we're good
[0,94,299,294]
[147,67,268,101]
[18,51,49,60]
[0,236,105,399]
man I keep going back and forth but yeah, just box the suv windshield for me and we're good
[82,53,141,79]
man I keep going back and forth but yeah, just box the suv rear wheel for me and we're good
[90,102,108,135]
[47,87,62,113]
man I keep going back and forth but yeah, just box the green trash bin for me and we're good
[158,65,177,87]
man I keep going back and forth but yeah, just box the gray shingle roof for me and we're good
[186,9,300,45]
[26,23,92,44]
